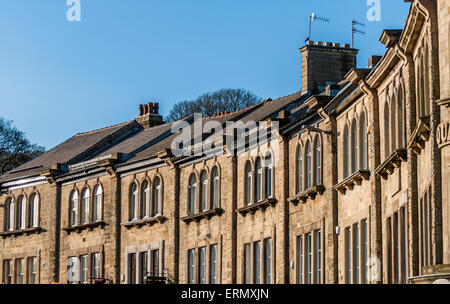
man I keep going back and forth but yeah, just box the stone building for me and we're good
[0,0,449,284]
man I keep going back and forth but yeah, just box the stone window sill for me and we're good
[334,170,371,194]
[236,198,277,216]
[408,116,430,155]
[122,215,166,229]
[0,227,42,238]
[289,185,325,205]
[375,149,407,180]
[63,221,107,233]
[181,208,224,224]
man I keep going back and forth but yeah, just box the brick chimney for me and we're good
[135,102,164,128]
[300,41,359,94]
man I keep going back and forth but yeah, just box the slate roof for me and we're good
[0,121,136,183]
[0,90,311,184]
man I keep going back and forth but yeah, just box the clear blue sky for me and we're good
[0,0,410,149]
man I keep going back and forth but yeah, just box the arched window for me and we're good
[70,190,79,227]
[398,88,406,148]
[313,136,321,186]
[81,188,90,224]
[297,145,303,194]
[423,46,430,116]
[343,126,349,178]
[384,101,390,159]
[245,162,253,206]
[188,174,197,214]
[141,180,150,219]
[390,95,397,152]
[200,171,209,212]
[4,198,14,231]
[153,177,162,216]
[265,153,273,198]
[255,158,263,202]
[129,183,138,221]
[93,185,103,222]
[16,196,26,230]
[351,120,358,174]
[28,193,39,228]
[359,113,368,170]
[211,167,220,209]
[305,141,312,189]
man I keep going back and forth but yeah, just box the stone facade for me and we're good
[0,0,449,284]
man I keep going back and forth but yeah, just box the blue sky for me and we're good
[0,0,410,149]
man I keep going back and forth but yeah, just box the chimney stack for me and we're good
[136,102,164,128]
[368,55,382,69]
[300,41,358,94]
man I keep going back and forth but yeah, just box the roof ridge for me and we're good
[202,102,262,120]
[267,90,303,103]
[75,120,133,137]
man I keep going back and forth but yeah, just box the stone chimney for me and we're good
[300,41,359,94]
[136,102,164,128]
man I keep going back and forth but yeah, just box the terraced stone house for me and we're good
[0,0,449,284]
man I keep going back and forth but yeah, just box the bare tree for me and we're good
[166,88,261,122]
[0,117,45,175]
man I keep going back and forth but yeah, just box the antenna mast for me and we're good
[352,19,365,48]
[307,13,330,42]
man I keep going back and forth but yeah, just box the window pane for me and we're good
[362,220,368,284]
[244,243,251,284]
[16,258,24,284]
[80,255,89,284]
[298,236,303,284]
[139,252,148,284]
[142,181,150,218]
[264,239,272,284]
[188,249,196,284]
[4,260,12,284]
[315,139,321,185]
[70,191,78,227]
[201,172,208,212]
[128,253,136,284]
[82,189,90,224]
[353,224,359,284]
[315,230,321,284]
[254,241,261,284]
[306,143,312,189]
[297,148,303,193]
[307,233,312,284]
[256,159,262,202]
[92,253,101,280]
[27,257,37,284]
[67,257,78,284]
[199,247,206,284]
[93,185,103,222]
[151,249,159,277]
[188,175,197,214]
[245,163,252,205]
[210,245,218,284]
[211,168,220,208]
[345,228,351,284]
[265,155,273,198]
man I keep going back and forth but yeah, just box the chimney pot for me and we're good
[308,40,315,45]
[139,104,144,116]
[344,43,350,48]
[317,41,323,46]
[333,42,340,48]
[325,42,332,46]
